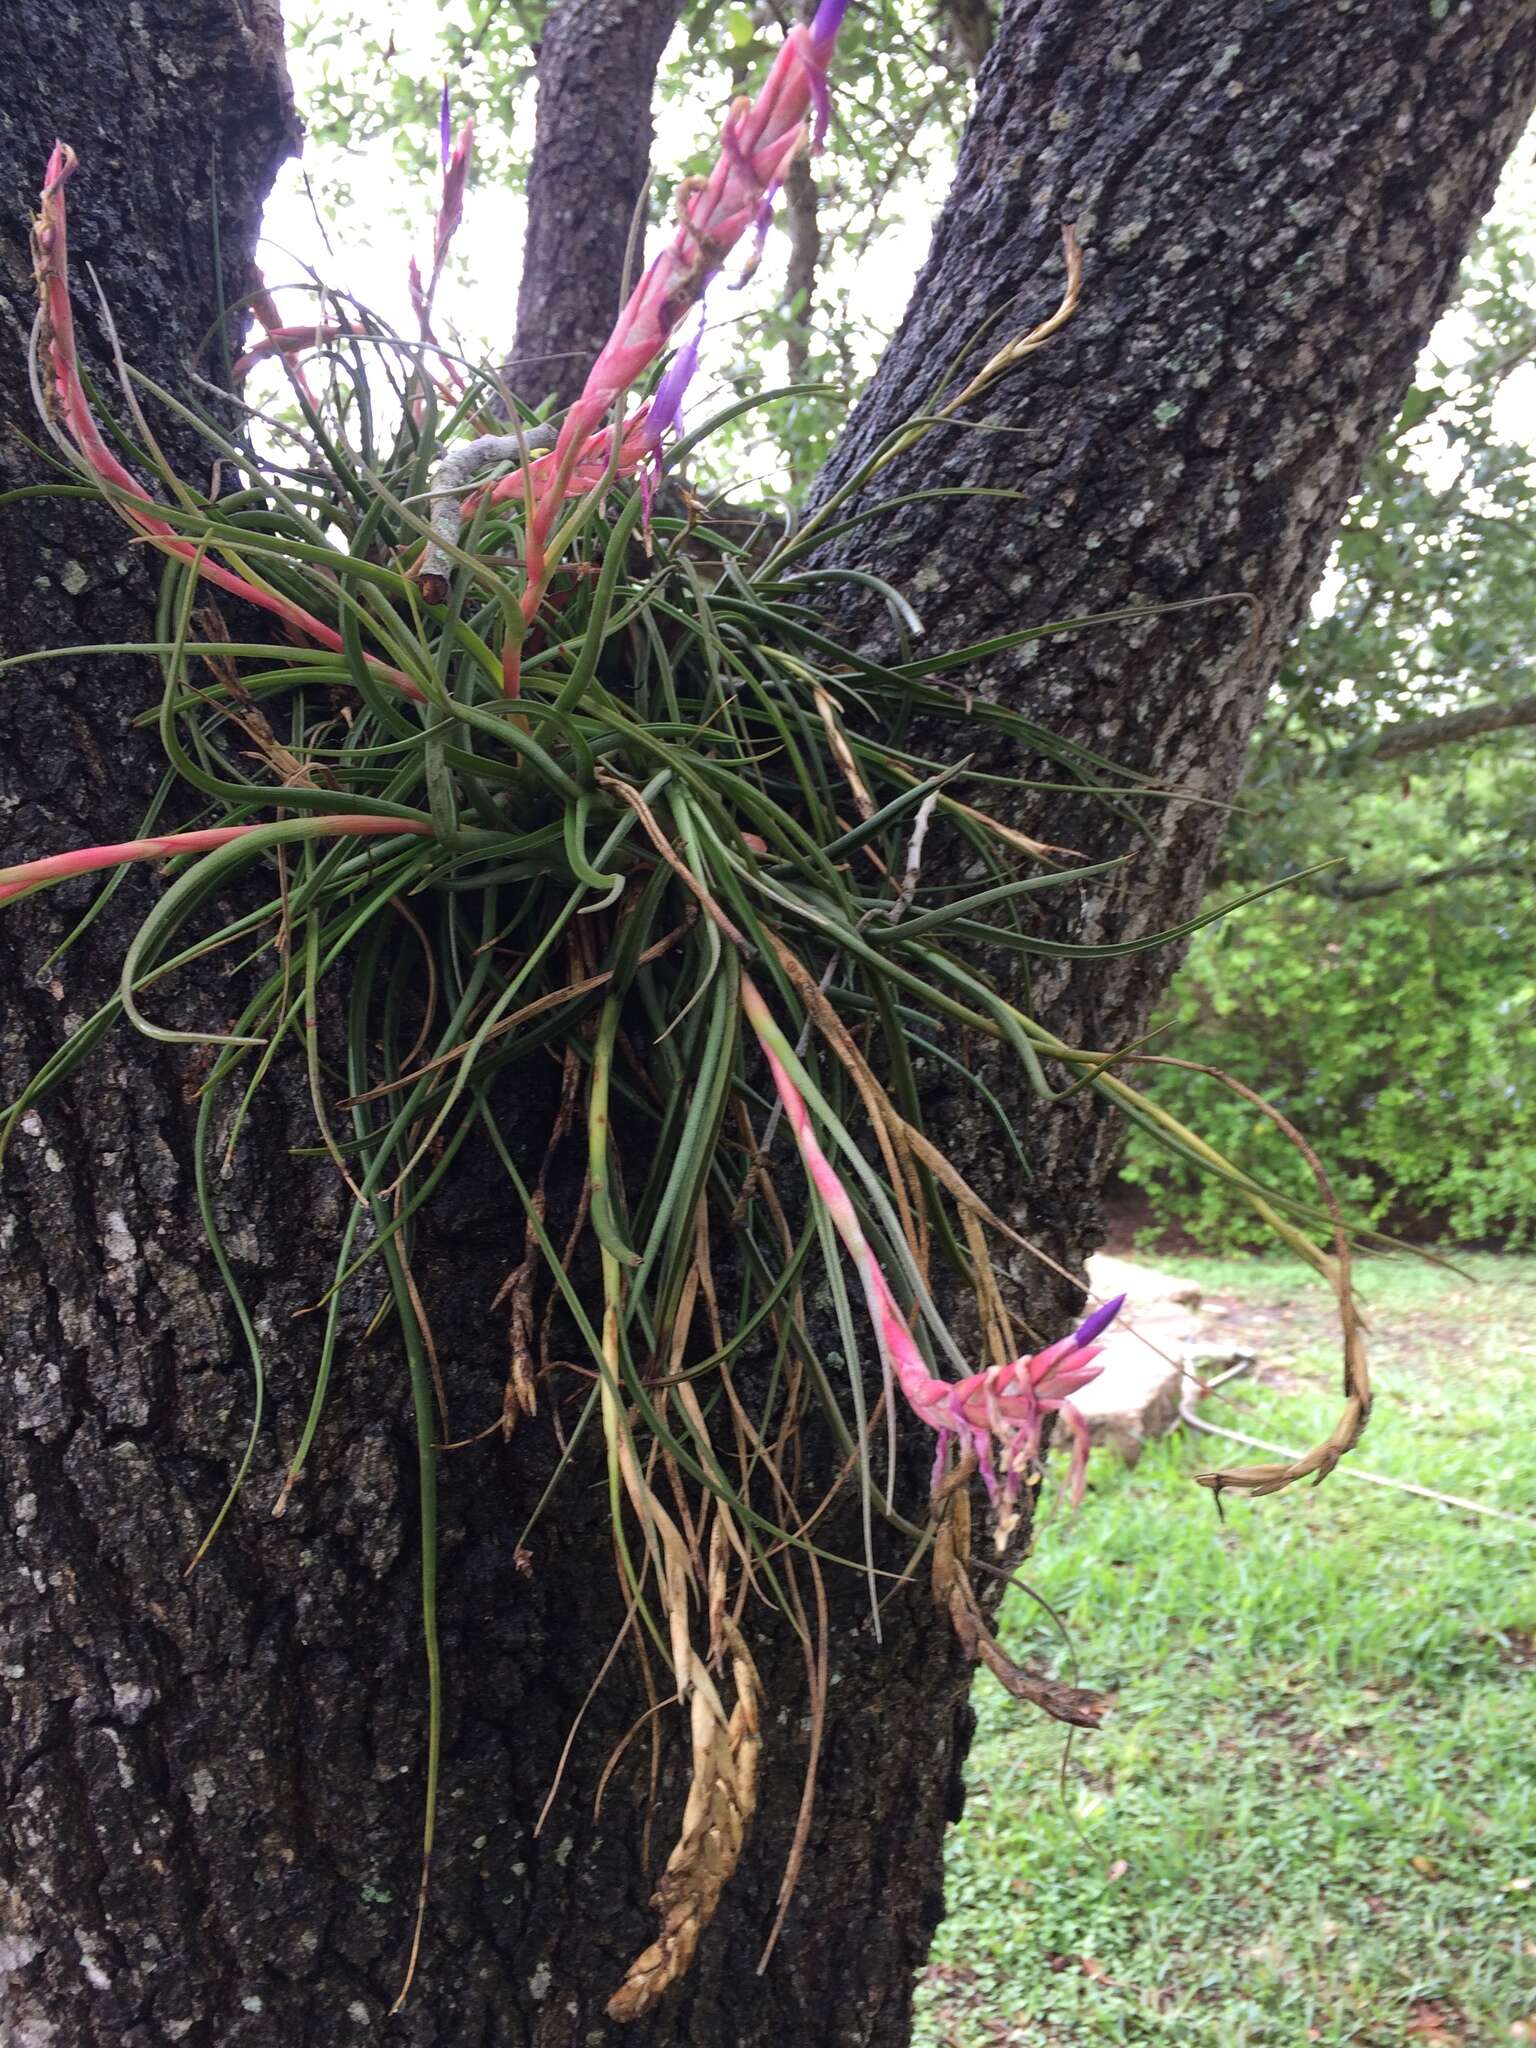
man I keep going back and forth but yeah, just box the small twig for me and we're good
[416,425,557,596]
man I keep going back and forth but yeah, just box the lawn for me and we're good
[914,1252,1536,2048]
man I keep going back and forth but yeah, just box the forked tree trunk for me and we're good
[2,3,1533,2045]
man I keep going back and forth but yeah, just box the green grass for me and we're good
[915,1253,1536,2047]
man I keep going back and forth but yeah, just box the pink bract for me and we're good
[499,6,849,688]
[740,973,1124,1533]
[31,146,421,701]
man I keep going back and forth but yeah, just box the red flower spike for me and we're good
[30,146,422,701]
[0,819,435,907]
[497,7,851,691]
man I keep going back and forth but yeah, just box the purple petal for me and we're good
[806,61,832,150]
[1073,1292,1125,1348]
[973,1428,999,1504]
[439,82,451,168]
[730,194,776,292]
[645,308,705,452]
[810,0,851,48]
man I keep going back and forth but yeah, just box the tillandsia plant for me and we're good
[6,4,1381,2018]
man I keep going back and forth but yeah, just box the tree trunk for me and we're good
[506,0,681,407]
[3,6,1534,2048]
[813,0,1536,1100]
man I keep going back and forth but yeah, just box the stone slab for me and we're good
[1086,1251,1203,1310]
[1069,1260,1256,1467]
[1071,1321,1188,1468]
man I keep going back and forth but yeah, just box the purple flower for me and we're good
[810,0,851,49]
[1073,1292,1126,1348]
[644,308,706,454]
[799,0,849,148]
[439,82,452,168]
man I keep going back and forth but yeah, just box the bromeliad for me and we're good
[741,973,1122,1542]
[493,0,851,685]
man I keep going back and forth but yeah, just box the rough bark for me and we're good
[0,7,298,2042]
[2,4,1535,2048]
[506,0,681,407]
[813,0,1536,1171]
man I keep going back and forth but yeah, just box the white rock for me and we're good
[1071,1259,1255,1467]
[1086,1251,1203,1309]
[1072,1315,1188,1468]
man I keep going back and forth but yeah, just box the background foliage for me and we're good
[1117,809,1536,1247]
[1120,180,1536,1248]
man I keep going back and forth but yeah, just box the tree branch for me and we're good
[1328,853,1533,902]
[1370,691,1536,761]
[780,150,823,485]
[942,0,995,75]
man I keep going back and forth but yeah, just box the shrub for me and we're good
[1121,860,1536,1249]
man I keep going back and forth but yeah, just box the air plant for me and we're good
[741,973,1120,1539]
[4,1,1378,2018]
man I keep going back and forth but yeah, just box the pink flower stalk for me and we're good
[495,2,848,688]
[406,102,475,419]
[444,321,697,653]
[30,145,421,701]
[740,973,1121,1534]
[407,254,431,338]
[237,281,315,408]
[432,114,474,286]
[406,253,470,421]
[0,817,435,906]
[452,412,655,554]
[231,310,368,388]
